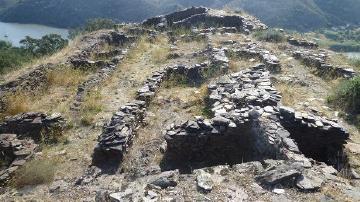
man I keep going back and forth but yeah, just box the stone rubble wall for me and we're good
[0,112,65,184]
[288,37,318,49]
[142,7,267,33]
[92,43,230,167]
[279,106,349,168]
[293,50,357,78]
[231,43,281,72]
[0,134,38,184]
[164,64,349,171]
[0,112,65,142]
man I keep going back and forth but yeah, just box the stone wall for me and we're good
[92,44,230,168]
[163,64,349,171]
[0,112,65,142]
[293,50,357,78]
[231,43,281,72]
[288,37,318,49]
[0,134,38,184]
[142,7,266,33]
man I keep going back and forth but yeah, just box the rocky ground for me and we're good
[0,7,360,202]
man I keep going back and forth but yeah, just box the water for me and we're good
[0,21,69,47]
[345,52,360,59]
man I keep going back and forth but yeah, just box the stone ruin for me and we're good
[143,7,267,33]
[162,64,349,190]
[293,50,357,78]
[0,112,65,142]
[0,112,65,183]
[230,43,281,72]
[92,45,230,169]
[288,37,318,49]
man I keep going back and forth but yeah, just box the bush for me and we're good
[20,34,68,56]
[328,76,360,114]
[0,41,33,73]
[12,159,57,188]
[254,29,286,43]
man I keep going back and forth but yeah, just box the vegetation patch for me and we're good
[80,90,103,126]
[328,76,360,127]
[46,65,86,88]
[253,29,286,43]
[1,91,31,118]
[11,158,57,188]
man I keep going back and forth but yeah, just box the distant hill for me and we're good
[0,0,359,31]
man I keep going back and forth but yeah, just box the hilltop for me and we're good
[0,7,360,201]
[0,0,360,31]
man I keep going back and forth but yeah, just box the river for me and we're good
[345,52,360,59]
[0,21,69,47]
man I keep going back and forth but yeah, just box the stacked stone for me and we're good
[293,50,357,78]
[288,37,318,49]
[143,7,267,33]
[71,53,126,111]
[93,63,215,165]
[69,32,134,69]
[0,63,57,112]
[0,112,65,142]
[163,64,349,171]
[164,65,289,163]
[279,106,349,167]
[0,134,38,184]
[93,100,147,165]
[232,43,281,72]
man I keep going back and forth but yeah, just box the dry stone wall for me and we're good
[143,7,267,33]
[293,50,357,78]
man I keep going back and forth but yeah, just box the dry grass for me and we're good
[1,91,31,118]
[11,158,57,188]
[80,89,103,126]
[275,83,304,107]
[47,66,86,87]
[229,58,261,72]
[1,37,82,84]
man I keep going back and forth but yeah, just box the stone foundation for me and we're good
[293,50,357,78]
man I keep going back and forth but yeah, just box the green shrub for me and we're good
[254,29,286,43]
[328,76,360,114]
[0,41,33,73]
[20,34,68,56]
[350,58,360,68]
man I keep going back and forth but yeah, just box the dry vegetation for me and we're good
[80,89,103,126]
[11,158,58,188]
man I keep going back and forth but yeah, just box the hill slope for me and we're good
[0,0,359,30]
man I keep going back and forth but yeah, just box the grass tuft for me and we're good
[253,29,286,43]
[80,90,103,126]
[11,159,57,188]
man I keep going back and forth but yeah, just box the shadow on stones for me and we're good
[160,124,271,174]
[281,121,348,171]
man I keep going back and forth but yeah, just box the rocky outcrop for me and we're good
[0,134,38,184]
[293,50,357,78]
[0,112,65,142]
[143,7,267,33]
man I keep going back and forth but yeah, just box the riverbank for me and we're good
[0,21,68,46]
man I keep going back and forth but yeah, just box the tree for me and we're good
[20,34,68,56]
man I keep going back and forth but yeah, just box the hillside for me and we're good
[0,7,360,201]
[0,0,360,30]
